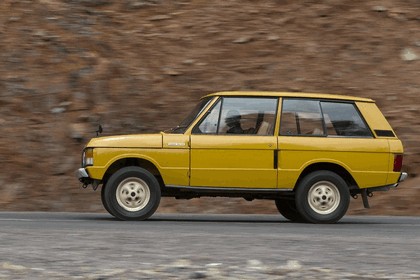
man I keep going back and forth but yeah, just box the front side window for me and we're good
[193,97,278,135]
[280,98,372,137]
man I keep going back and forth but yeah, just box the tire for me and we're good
[295,171,350,224]
[274,198,304,222]
[101,185,114,217]
[103,166,161,221]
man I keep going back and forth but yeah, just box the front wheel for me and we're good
[103,166,161,221]
[101,185,114,217]
[295,171,350,224]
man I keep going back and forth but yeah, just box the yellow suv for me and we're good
[77,92,407,223]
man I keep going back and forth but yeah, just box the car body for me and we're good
[77,91,407,223]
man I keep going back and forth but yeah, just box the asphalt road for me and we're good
[0,212,419,279]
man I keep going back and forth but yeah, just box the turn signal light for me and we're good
[83,148,94,167]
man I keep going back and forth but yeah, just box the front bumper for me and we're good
[77,168,89,180]
[77,168,95,186]
[77,168,101,190]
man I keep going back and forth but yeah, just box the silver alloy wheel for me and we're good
[307,181,340,215]
[116,177,151,212]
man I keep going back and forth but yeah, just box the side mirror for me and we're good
[96,125,103,137]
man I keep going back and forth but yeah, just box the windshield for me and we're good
[165,96,214,134]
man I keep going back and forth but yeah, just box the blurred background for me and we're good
[0,0,419,215]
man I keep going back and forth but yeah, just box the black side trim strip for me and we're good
[274,150,278,169]
[165,185,293,192]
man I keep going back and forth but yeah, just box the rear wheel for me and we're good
[103,166,161,221]
[295,171,350,224]
[274,198,304,222]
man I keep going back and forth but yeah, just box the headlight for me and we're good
[82,148,94,167]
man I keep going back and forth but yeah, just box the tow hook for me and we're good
[80,180,100,191]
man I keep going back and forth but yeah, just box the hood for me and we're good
[86,133,163,148]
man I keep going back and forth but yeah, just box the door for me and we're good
[189,96,279,189]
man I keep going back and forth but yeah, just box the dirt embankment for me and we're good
[0,0,419,215]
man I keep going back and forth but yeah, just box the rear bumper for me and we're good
[365,172,408,193]
[398,172,408,182]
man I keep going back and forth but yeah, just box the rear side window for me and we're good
[280,99,372,137]
[280,100,324,136]
[321,102,372,137]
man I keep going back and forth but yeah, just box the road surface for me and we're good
[0,212,419,279]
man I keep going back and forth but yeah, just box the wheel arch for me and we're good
[294,162,358,191]
[103,157,163,187]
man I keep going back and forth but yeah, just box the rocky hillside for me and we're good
[0,0,419,214]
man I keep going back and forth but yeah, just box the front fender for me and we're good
[87,148,163,180]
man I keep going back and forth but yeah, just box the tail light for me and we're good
[393,154,403,172]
